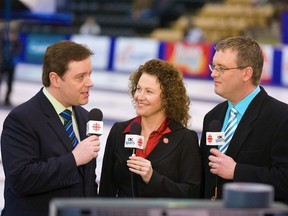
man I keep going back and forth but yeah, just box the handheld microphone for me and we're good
[86,108,103,136]
[207,120,224,201]
[206,120,225,146]
[124,122,144,156]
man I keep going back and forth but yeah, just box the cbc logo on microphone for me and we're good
[86,120,103,136]
[92,122,102,132]
[206,132,225,146]
[125,135,144,149]
[137,137,143,148]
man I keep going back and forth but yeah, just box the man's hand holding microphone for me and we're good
[73,108,103,166]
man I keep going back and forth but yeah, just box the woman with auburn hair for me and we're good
[99,58,201,198]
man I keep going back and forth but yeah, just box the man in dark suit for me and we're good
[1,40,101,216]
[200,36,288,204]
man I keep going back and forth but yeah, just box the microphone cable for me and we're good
[208,120,222,201]
[130,149,136,198]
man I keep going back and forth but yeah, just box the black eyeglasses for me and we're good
[209,64,248,74]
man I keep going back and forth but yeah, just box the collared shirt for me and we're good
[43,87,80,141]
[222,86,261,131]
[122,116,171,158]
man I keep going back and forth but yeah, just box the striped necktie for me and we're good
[60,109,78,147]
[219,107,238,154]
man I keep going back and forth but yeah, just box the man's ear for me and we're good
[243,67,253,82]
[49,72,61,88]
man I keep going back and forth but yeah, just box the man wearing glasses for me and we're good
[200,36,288,204]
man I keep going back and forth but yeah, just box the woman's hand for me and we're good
[127,155,153,183]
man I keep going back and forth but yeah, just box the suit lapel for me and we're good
[37,89,74,151]
[73,107,90,181]
[226,88,267,158]
[73,107,87,141]
[146,122,184,164]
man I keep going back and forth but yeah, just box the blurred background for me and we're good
[0,0,288,209]
[1,0,288,86]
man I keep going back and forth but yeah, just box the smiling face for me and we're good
[49,58,94,107]
[134,72,165,119]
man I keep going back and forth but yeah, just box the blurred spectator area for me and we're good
[150,0,278,43]
[194,0,276,42]
[9,0,278,42]
[72,0,158,37]
[71,0,209,37]
[17,0,210,37]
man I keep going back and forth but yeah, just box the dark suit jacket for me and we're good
[1,89,97,216]
[99,118,202,198]
[200,87,288,204]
